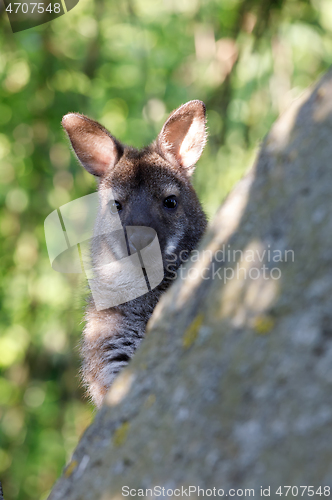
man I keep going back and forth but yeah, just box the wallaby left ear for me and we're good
[157,100,207,175]
[62,113,123,177]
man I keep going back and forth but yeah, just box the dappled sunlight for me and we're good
[219,240,280,328]
[105,371,136,407]
[266,88,310,153]
[313,83,332,122]
[174,171,252,309]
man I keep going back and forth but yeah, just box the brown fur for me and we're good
[62,101,208,407]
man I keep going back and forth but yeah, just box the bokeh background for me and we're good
[1,0,332,498]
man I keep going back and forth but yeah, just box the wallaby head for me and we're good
[62,100,207,278]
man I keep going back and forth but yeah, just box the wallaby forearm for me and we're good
[81,304,148,407]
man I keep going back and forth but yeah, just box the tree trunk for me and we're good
[49,69,332,499]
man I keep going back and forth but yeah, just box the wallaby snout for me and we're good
[126,226,155,254]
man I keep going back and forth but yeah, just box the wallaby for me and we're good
[62,100,208,407]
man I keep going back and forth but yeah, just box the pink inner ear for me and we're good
[62,113,121,177]
[178,115,206,169]
[158,103,207,172]
[84,132,117,169]
[163,115,194,160]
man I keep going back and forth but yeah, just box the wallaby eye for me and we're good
[109,200,122,214]
[163,195,178,211]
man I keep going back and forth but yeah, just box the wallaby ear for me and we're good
[157,100,207,175]
[62,113,123,177]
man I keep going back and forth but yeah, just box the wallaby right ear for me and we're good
[157,100,207,176]
[62,113,123,177]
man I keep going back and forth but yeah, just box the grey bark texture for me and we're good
[49,69,332,499]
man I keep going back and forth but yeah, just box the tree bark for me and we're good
[49,69,332,499]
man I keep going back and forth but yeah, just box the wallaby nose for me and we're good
[126,226,156,254]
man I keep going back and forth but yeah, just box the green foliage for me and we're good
[0,0,332,498]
